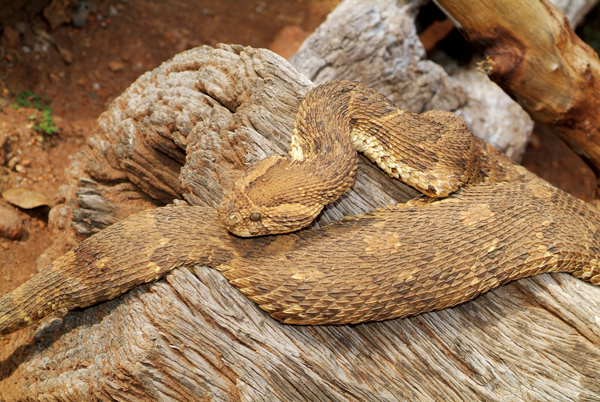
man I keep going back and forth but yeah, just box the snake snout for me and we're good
[217,197,268,237]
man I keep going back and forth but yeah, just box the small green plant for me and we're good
[33,107,58,135]
[13,91,35,109]
[13,91,58,136]
[13,91,50,111]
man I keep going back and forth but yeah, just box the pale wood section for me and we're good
[2,267,600,400]
[435,0,600,176]
[1,44,600,401]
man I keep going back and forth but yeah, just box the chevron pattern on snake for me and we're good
[2,80,600,335]
[218,80,532,237]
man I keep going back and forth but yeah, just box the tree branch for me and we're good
[435,0,600,177]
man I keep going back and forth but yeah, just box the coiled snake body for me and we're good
[2,80,600,335]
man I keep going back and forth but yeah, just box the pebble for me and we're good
[3,188,52,208]
[7,156,19,170]
[0,206,22,239]
[72,1,92,27]
[108,60,124,72]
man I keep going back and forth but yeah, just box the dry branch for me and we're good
[435,0,600,177]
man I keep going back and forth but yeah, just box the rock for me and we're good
[2,188,53,209]
[43,0,78,30]
[58,46,73,64]
[0,206,22,239]
[108,60,124,72]
[7,156,19,170]
[71,0,92,28]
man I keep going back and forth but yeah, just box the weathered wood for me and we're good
[2,43,600,401]
[435,0,600,178]
[432,0,600,162]
[2,268,600,400]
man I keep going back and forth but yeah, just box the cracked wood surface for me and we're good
[1,43,600,401]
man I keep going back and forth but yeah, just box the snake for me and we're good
[1,80,600,336]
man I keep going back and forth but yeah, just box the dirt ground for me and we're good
[0,0,596,296]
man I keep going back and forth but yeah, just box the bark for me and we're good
[434,0,600,178]
[2,43,600,402]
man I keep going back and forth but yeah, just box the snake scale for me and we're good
[2,80,600,336]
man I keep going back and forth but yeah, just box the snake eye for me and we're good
[229,213,241,224]
[250,213,262,221]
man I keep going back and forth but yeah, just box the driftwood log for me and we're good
[2,43,600,401]
[3,0,600,400]
[435,0,600,178]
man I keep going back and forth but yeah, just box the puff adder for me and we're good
[2,80,600,335]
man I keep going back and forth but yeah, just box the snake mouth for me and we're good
[226,225,270,238]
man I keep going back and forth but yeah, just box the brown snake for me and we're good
[2,80,600,336]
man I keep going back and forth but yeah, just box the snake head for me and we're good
[217,198,269,237]
[217,156,324,237]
